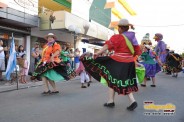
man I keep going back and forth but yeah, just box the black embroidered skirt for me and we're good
[81,56,138,95]
[31,62,76,81]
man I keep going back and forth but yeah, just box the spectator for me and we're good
[0,40,7,81]
[31,42,39,52]
[32,47,41,67]
[68,49,74,69]
[17,45,26,58]
[60,45,69,65]
[74,48,80,69]
[29,42,40,75]
[75,53,91,88]
[19,54,29,84]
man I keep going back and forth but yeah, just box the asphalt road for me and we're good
[0,72,184,122]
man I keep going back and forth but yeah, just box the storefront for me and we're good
[0,31,26,48]
[0,0,39,72]
[39,10,114,53]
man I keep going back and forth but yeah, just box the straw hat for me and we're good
[118,19,131,26]
[44,33,57,40]
[118,18,134,29]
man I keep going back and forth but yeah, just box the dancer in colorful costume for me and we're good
[140,33,152,81]
[154,33,167,64]
[140,33,152,51]
[31,33,76,94]
[140,45,162,87]
[165,50,182,77]
[80,19,141,111]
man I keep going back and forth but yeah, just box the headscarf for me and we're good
[154,33,163,40]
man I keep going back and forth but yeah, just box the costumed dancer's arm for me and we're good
[134,55,144,67]
[133,45,141,56]
[50,43,62,63]
[95,35,121,57]
[95,44,108,57]
[51,50,60,62]
[153,51,163,66]
[134,55,139,67]
[160,41,166,53]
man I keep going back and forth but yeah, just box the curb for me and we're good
[0,76,80,93]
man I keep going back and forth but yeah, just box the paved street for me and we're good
[0,72,184,122]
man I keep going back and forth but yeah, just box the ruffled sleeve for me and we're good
[133,45,142,56]
[53,43,61,53]
[105,35,122,51]
[123,31,139,46]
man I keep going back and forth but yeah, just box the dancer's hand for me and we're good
[136,63,144,67]
[50,57,54,63]
[157,60,163,67]
[94,53,100,59]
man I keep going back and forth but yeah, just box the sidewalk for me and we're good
[0,75,80,93]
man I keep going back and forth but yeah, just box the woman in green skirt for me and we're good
[31,33,75,94]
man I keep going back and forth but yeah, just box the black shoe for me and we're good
[104,102,115,107]
[127,102,138,111]
[81,86,87,88]
[140,84,146,87]
[166,72,171,75]
[87,83,90,87]
[150,85,156,87]
[42,90,51,95]
[37,77,42,81]
[146,77,151,81]
[51,91,59,94]
[172,74,178,78]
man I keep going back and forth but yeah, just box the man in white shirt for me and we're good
[0,40,7,81]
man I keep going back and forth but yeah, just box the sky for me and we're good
[126,0,184,53]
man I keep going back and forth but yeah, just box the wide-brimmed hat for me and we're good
[153,33,163,40]
[118,19,134,29]
[118,19,130,26]
[44,33,57,40]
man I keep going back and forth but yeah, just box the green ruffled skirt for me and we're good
[42,69,64,82]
